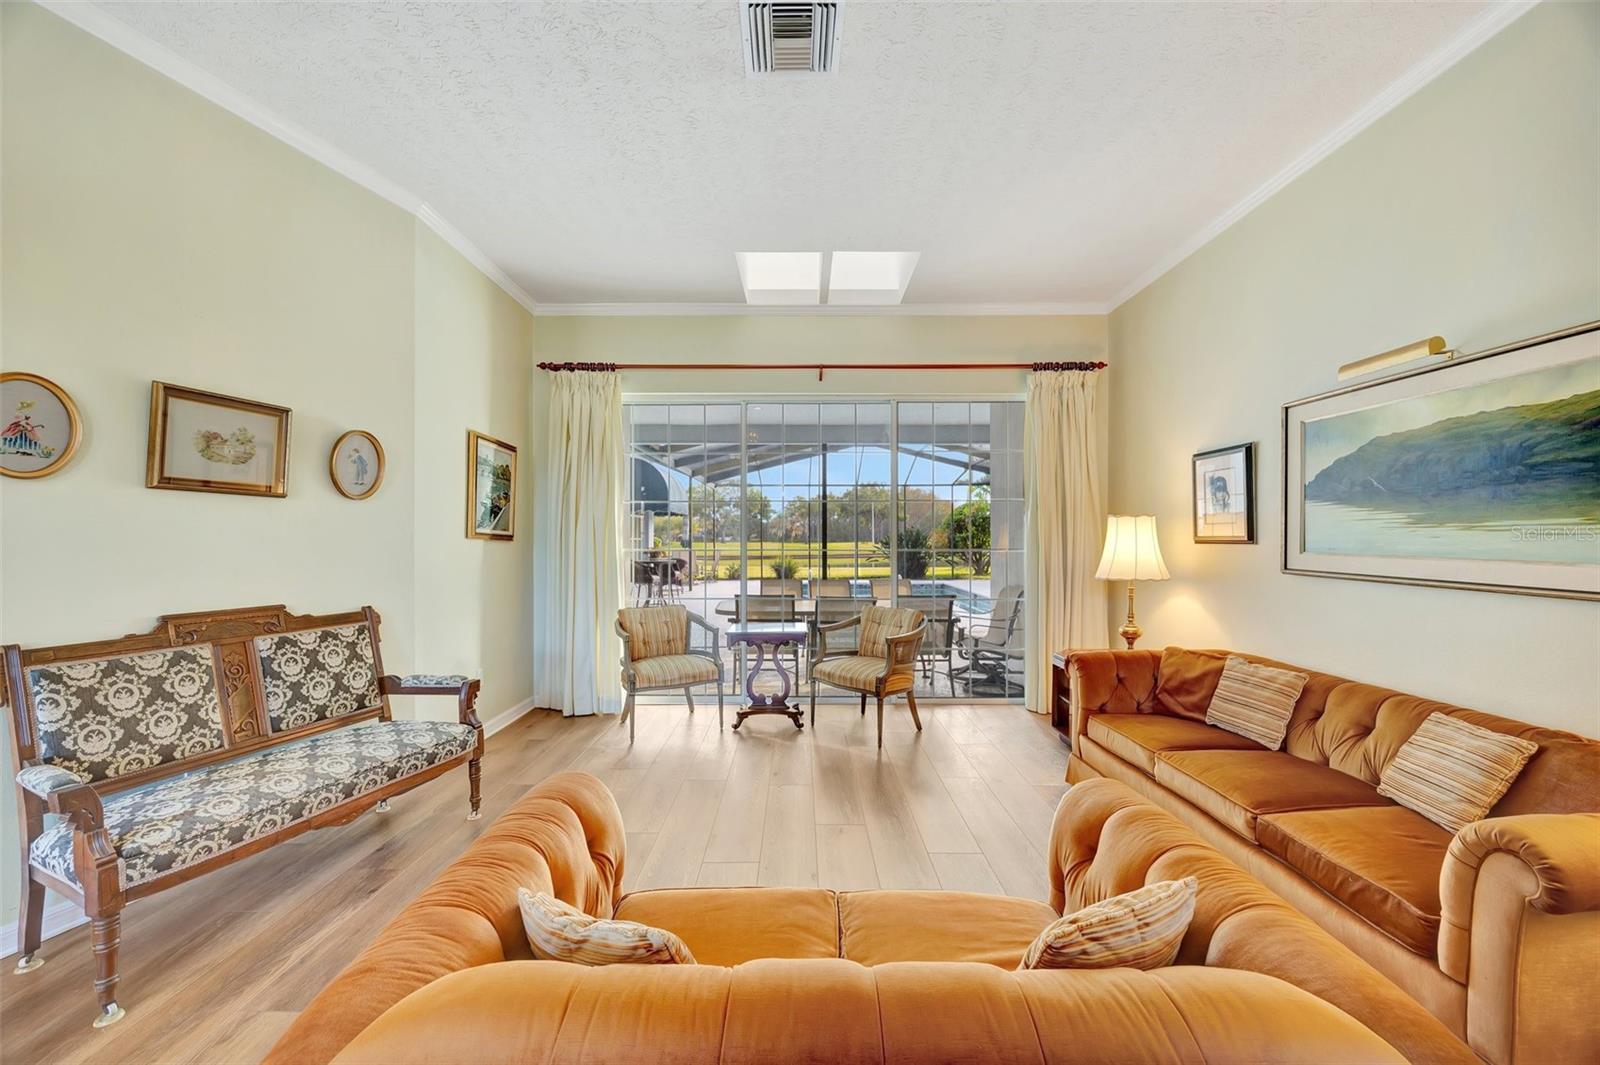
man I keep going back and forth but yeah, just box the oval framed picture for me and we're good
[0,372,82,479]
[329,429,385,500]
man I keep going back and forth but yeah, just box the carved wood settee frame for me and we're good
[2,604,483,1028]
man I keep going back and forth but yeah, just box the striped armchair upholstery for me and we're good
[615,606,724,742]
[811,604,928,748]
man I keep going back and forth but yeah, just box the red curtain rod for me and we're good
[536,360,1106,381]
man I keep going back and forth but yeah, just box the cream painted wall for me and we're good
[1108,2,1600,735]
[0,5,536,931]
[412,224,537,724]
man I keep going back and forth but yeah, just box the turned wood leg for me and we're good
[809,680,817,727]
[876,696,885,749]
[90,912,125,1028]
[906,690,923,732]
[624,692,637,742]
[685,688,697,715]
[14,872,44,973]
[467,757,482,821]
[859,692,867,716]
[717,680,725,730]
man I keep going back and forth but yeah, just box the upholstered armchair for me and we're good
[615,606,724,741]
[810,605,927,748]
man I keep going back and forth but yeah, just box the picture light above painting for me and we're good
[1283,321,1600,600]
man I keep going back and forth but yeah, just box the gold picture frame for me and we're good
[467,429,517,540]
[147,382,291,497]
[329,429,385,500]
[0,372,82,479]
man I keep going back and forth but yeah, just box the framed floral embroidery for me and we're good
[147,382,291,497]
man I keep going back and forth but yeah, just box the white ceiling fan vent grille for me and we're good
[743,2,840,76]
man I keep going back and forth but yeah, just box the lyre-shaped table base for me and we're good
[725,624,807,731]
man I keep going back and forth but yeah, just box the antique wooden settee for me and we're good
[3,604,484,1029]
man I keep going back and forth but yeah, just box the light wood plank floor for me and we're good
[0,701,1068,1065]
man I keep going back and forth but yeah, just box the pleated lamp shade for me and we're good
[1094,515,1170,582]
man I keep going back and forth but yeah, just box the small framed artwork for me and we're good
[147,382,291,497]
[467,429,517,540]
[1193,442,1256,544]
[1,373,82,479]
[330,430,385,500]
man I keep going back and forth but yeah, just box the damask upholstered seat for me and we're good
[29,719,476,889]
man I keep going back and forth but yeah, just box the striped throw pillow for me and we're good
[517,888,696,965]
[1377,713,1538,833]
[1204,656,1308,750]
[1018,877,1198,971]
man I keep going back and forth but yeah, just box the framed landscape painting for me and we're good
[1193,442,1255,543]
[147,382,291,497]
[1283,323,1599,600]
[467,429,517,540]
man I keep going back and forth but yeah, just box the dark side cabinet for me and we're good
[1050,651,1072,747]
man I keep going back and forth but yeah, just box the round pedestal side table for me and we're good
[725,622,808,731]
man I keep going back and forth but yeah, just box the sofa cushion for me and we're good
[613,887,839,966]
[813,655,890,690]
[27,646,226,782]
[256,624,382,732]
[1154,749,1393,842]
[628,654,719,689]
[1087,713,1261,773]
[29,719,475,888]
[518,888,695,964]
[1257,806,1450,957]
[838,890,1058,969]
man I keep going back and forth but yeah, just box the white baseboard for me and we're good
[0,698,544,957]
[0,898,89,959]
[483,696,542,737]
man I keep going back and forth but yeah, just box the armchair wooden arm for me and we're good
[883,623,928,679]
[814,613,862,662]
[378,674,483,819]
[47,782,124,919]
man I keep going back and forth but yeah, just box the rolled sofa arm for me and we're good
[1439,812,1600,1065]
[1065,649,1161,744]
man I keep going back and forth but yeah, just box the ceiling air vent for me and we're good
[742,2,840,76]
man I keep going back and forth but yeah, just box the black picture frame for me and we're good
[1192,442,1256,544]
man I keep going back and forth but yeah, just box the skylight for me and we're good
[736,251,822,304]
[826,251,920,305]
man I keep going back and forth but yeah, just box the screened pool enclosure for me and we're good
[624,400,1026,702]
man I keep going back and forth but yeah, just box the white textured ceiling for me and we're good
[83,1,1495,306]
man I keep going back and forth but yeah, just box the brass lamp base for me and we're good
[1119,583,1143,649]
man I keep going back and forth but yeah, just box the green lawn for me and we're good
[664,541,979,580]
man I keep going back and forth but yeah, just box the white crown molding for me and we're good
[1108,0,1540,311]
[38,0,540,318]
[415,206,540,316]
[533,301,1110,317]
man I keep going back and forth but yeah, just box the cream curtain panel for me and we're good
[1023,370,1108,714]
[532,371,625,717]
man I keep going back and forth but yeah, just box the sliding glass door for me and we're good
[624,399,1026,701]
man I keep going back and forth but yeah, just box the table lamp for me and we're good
[1094,515,1169,649]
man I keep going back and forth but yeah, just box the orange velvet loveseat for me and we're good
[263,771,1474,1064]
[1065,646,1600,1065]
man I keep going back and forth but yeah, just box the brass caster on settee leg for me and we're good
[13,952,43,974]
[93,1002,126,1029]
[467,810,482,821]
[376,799,390,812]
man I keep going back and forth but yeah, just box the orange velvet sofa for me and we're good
[1066,646,1600,1065]
[263,771,1475,1064]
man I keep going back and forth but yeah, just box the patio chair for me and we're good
[736,594,801,675]
[616,605,724,742]
[810,596,864,657]
[901,595,957,693]
[814,578,854,597]
[810,605,926,748]
[630,560,657,605]
[953,585,1025,695]
[760,578,804,597]
[870,577,913,599]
